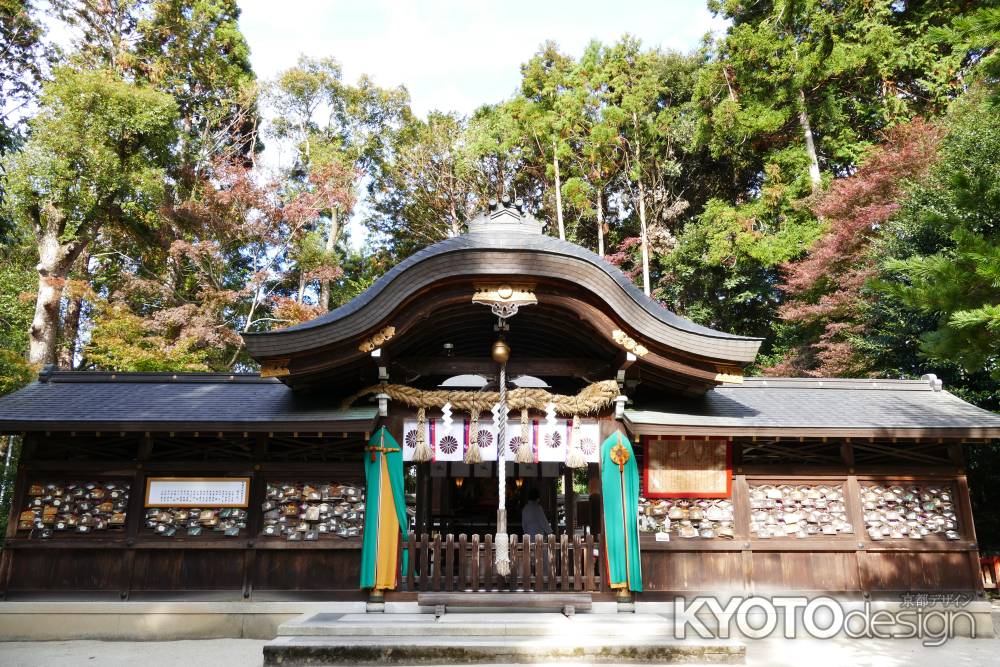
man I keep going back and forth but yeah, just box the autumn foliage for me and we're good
[769,119,946,376]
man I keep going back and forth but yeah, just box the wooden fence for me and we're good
[401,533,603,593]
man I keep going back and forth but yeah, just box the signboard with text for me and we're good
[144,477,250,507]
[643,438,732,498]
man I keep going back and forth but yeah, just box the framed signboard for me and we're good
[643,438,732,498]
[144,477,250,508]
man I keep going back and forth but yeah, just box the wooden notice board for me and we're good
[144,477,250,507]
[643,438,732,498]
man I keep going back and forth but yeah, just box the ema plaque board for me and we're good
[145,477,250,507]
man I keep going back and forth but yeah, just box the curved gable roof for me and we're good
[243,205,763,364]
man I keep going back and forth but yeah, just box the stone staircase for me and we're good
[263,611,746,665]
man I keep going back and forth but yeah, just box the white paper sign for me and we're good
[145,477,249,507]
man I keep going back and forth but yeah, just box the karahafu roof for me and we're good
[626,377,1000,438]
[0,372,377,433]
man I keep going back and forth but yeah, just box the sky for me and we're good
[238,0,728,118]
[237,1,727,246]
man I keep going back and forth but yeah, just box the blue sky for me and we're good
[238,0,727,117]
[238,1,728,245]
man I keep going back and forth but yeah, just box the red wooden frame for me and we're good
[642,437,733,499]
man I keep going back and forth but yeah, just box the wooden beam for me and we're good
[393,357,611,378]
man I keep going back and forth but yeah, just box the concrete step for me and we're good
[277,611,677,638]
[263,634,746,665]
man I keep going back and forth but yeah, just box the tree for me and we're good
[517,41,576,240]
[50,0,146,74]
[0,0,49,239]
[2,67,177,367]
[137,0,258,189]
[0,0,48,147]
[368,111,482,257]
[270,56,407,310]
[878,94,1000,380]
[771,119,945,376]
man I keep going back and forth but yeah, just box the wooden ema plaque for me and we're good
[145,477,250,507]
[643,438,732,498]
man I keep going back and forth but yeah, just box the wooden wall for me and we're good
[0,433,985,601]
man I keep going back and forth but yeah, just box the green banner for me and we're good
[360,427,409,590]
[601,431,642,592]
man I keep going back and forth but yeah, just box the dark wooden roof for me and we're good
[0,372,377,433]
[242,204,763,394]
[2,372,996,439]
[626,377,1000,438]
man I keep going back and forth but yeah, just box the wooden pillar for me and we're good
[416,463,429,535]
[563,465,576,537]
[587,462,601,536]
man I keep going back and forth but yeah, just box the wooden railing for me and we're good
[401,533,603,593]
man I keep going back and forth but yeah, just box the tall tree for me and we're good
[878,94,1000,380]
[270,56,407,310]
[137,0,258,190]
[0,0,49,238]
[368,111,482,257]
[517,41,576,240]
[3,67,177,367]
[771,119,945,376]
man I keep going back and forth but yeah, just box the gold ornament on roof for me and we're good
[611,329,649,357]
[260,358,290,378]
[358,326,396,353]
[714,365,744,384]
[472,283,537,319]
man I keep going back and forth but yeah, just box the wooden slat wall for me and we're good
[0,440,985,601]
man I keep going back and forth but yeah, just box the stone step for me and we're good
[263,634,746,665]
[277,611,678,638]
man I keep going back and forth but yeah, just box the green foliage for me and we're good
[137,0,258,185]
[878,93,1000,379]
[0,237,35,395]
[3,67,178,242]
[86,304,213,371]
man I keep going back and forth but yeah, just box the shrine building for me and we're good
[1,199,998,622]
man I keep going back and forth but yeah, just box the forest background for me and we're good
[2,0,1000,546]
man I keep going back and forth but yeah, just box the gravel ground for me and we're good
[1,636,999,667]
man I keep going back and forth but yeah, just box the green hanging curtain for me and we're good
[600,430,642,592]
[360,427,409,591]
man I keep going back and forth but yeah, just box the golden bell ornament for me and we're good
[491,338,510,364]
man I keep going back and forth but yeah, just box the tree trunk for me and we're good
[29,232,80,367]
[596,190,605,257]
[318,209,340,312]
[553,141,565,241]
[297,270,306,304]
[637,176,651,296]
[798,89,821,192]
[632,112,651,296]
[57,250,90,370]
[449,198,461,237]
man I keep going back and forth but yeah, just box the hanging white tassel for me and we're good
[464,409,482,464]
[412,407,433,463]
[495,528,511,577]
[565,414,586,469]
[515,408,534,464]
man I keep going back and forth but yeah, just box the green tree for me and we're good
[270,56,408,310]
[368,111,482,257]
[2,67,177,367]
[137,0,258,189]
[879,94,1000,380]
[0,0,49,238]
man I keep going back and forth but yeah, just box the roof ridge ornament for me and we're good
[467,196,545,235]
